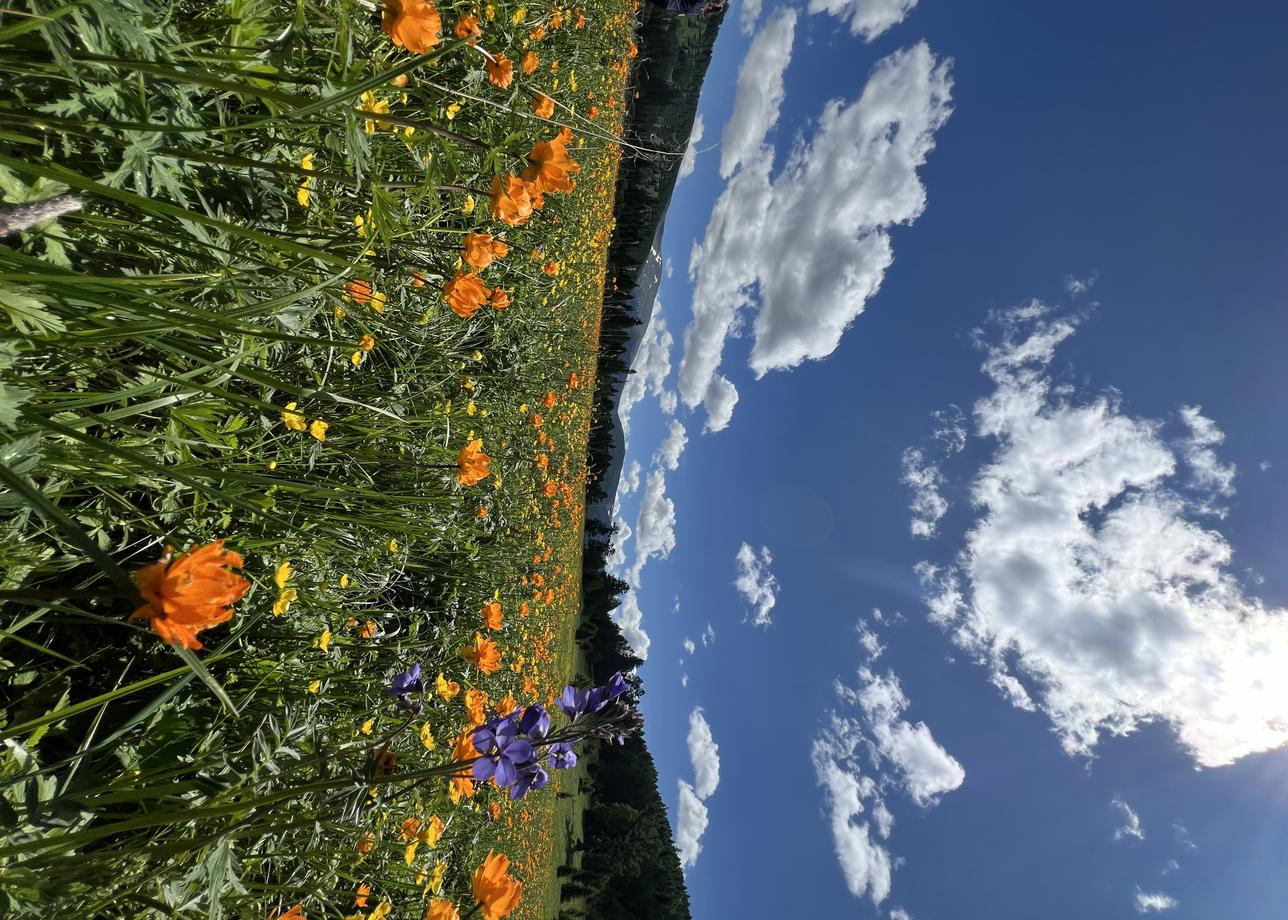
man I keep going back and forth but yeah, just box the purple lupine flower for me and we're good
[557,685,590,719]
[604,671,629,700]
[510,762,550,800]
[472,716,535,788]
[388,664,424,714]
[548,742,577,769]
[518,703,550,739]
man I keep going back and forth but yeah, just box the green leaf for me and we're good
[0,286,66,335]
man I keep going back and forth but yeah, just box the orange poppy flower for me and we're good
[486,53,514,89]
[449,775,475,803]
[426,900,460,920]
[490,288,511,310]
[269,906,306,920]
[471,851,522,920]
[495,693,517,717]
[535,453,549,471]
[522,135,580,194]
[531,94,555,119]
[454,14,481,42]
[543,392,557,409]
[442,271,492,318]
[452,728,479,762]
[457,438,492,486]
[521,51,539,75]
[410,269,427,287]
[568,372,580,388]
[382,0,442,53]
[519,602,530,618]
[481,600,503,630]
[400,817,422,841]
[531,413,544,428]
[354,884,371,908]
[490,174,534,226]
[462,232,510,270]
[130,540,250,650]
[542,261,560,277]
[461,633,502,674]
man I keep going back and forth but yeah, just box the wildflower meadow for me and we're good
[0,0,650,916]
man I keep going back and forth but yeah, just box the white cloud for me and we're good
[620,306,673,433]
[1113,796,1145,841]
[683,637,696,655]
[902,448,949,538]
[674,780,709,869]
[628,469,677,587]
[680,43,952,431]
[1134,890,1179,913]
[933,405,967,453]
[665,257,674,278]
[814,619,962,906]
[920,303,1288,767]
[890,910,913,920]
[812,741,893,903]
[607,518,632,572]
[655,420,689,471]
[621,459,642,495]
[611,590,650,660]
[1065,271,1098,296]
[1178,405,1236,509]
[701,622,716,647]
[807,0,917,40]
[678,114,705,182]
[740,0,762,35]
[687,707,721,798]
[720,9,798,179]
[735,543,780,626]
[681,673,689,687]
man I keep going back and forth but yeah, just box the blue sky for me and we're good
[608,1,1288,917]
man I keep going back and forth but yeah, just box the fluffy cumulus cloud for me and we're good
[807,0,917,40]
[681,43,952,431]
[919,303,1288,768]
[673,708,722,869]
[683,637,696,655]
[674,780,709,869]
[628,469,677,587]
[687,708,721,798]
[655,420,689,471]
[720,10,797,179]
[677,114,705,182]
[813,618,963,905]
[740,0,763,34]
[619,306,673,433]
[1113,796,1145,841]
[734,543,780,626]
[1134,890,1179,913]
[621,459,642,495]
[607,517,632,572]
[611,589,650,660]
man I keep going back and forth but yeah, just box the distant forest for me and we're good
[560,4,727,920]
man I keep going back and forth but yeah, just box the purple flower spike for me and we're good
[518,704,550,738]
[548,742,577,770]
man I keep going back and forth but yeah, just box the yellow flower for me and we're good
[340,574,351,589]
[318,628,332,652]
[420,722,436,750]
[428,860,448,894]
[370,901,392,920]
[419,815,446,847]
[484,3,495,20]
[361,718,375,735]
[274,561,293,589]
[272,587,297,617]
[297,152,314,207]
[267,459,277,470]
[511,6,526,24]
[310,419,329,442]
[462,194,475,213]
[281,402,306,431]
[351,350,364,367]
[434,672,460,700]
[389,538,399,553]
[466,401,477,416]
[446,102,462,120]
[358,91,391,134]
[405,841,419,865]
[308,679,321,694]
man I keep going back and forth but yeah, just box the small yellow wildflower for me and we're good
[318,628,332,652]
[358,91,390,134]
[281,402,306,431]
[274,561,293,589]
[428,861,447,894]
[446,102,462,120]
[512,6,526,24]
[267,459,277,470]
[389,538,399,553]
[361,718,375,735]
[351,350,364,367]
[272,587,297,617]
[462,194,475,213]
[420,722,436,750]
[404,841,419,865]
[310,419,329,442]
[297,152,314,207]
[308,679,321,694]
[340,574,351,589]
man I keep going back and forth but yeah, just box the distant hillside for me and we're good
[586,2,727,513]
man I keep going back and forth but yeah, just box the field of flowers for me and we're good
[0,0,641,916]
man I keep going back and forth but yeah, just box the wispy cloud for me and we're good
[807,0,917,40]
[735,543,780,626]
[1112,796,1145,841]
[1134,890,1179,913]
[674,708,722,869]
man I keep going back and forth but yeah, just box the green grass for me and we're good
[0,0,637,916]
